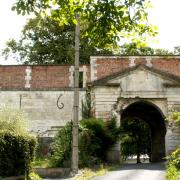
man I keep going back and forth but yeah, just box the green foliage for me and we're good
[0,107,28,135]
[32,157,51,168]
[0,132,36,177]
[168,111,180,127]
[29,172,42,180]
[0,108,37,177]
[50,118,121,167]
[0,108,36,177]
[82,91,93,119]
[12,0,157,50]
[79,117,121,167]
[119,43,173,55]
[167,147,180,169]
[50,122,72,167]
[2,15,112,65]
[166,147,180,180]
[120,118,151,161]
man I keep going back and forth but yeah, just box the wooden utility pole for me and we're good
[72,14,80,174]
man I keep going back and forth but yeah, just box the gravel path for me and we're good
[93,162,165,180]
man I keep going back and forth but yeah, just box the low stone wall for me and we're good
[2,175,24,180]
[35,168,71,178]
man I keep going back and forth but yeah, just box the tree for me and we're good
[119,43,155,55]
[2,1,157,65]
[173,46,180,55]
[120,118,151,163]
[12,0,157,49]
[119,42,173,55]
[2,15,112,64]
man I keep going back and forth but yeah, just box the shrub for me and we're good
[79,117,121,167]
[0,107,37,178]
[29,172,42,180]
[50,118,121,168]
[82,91,93,119]
[166,147,180,180]
[50,122,72,167]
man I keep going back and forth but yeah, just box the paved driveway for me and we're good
[93,162,165,180]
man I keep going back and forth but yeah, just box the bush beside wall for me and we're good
[0,132,36,177]
[50,117,121,168]
[166,147,180,180]
[0,108,37,178]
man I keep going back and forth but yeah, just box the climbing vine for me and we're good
[167,111,180,128]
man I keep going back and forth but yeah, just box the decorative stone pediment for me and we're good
[91,65,180,92]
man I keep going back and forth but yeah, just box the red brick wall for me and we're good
[31,66,70,89]
[0,66,26,89]
[0,65,90,89]
[86,66,91,83]
[95,57,180,80]
[0,58,179,90]
[96,58,129,79]
[152,58,180,77]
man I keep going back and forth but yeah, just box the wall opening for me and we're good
[120,117,151,163]
[121,100,166,162]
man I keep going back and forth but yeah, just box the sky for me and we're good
[0,0,180,64]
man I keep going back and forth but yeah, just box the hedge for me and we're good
[0,131,36,178]
[0,107,37,178]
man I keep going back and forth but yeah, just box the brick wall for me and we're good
[31,66,70,89]
[0,66,26,89]
[152,58,180,77]
[93,57,180,80]
[0,57,179,90]
[96,58,129,79]
[0,65,90,89]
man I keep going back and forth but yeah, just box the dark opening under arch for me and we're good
[121,100,166,162]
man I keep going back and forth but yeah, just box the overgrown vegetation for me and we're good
[50,117,121,168]
[166,147,180,180]
[166,111,180,180]
[167,111,180,127]
[120,118,151,163]
[0,108,37,178]
[79,117,121,167]
[82,91,93,119]
[50,122,72,167]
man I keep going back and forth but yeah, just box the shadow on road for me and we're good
[119,162,165,171]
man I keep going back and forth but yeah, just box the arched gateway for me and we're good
[121,100,166,162]
[90,56,180,162]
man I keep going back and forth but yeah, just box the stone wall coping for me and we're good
[0,88,87,91]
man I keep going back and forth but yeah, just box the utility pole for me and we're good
[72,14,80,174]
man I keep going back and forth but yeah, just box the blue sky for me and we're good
[0,0,180,64]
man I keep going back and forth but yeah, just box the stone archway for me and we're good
[120,100,166,162]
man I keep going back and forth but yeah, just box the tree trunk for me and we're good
[137,154,141,163]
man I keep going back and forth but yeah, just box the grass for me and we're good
[32,157,122,179]
[32,157,51,168]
